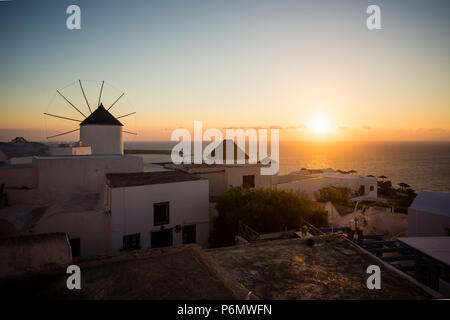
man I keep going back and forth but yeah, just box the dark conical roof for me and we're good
[80,103,123,126]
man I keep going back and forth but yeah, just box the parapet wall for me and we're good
[34,155,143,196]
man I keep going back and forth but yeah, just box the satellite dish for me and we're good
[43,80,137,140]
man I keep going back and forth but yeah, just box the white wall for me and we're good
[274,175,377,199]
[275,177,326,198]
[49,146,91,156]
[167,164,272,198]
[315,175,377,198]
[0,166,36,189]
[33,210,111,257]
[193,170,227,198]
[225,165,272,189]
[110,179,210,252]
[408,208,450,237]
[80,125,123,155]
[33,155,143,198]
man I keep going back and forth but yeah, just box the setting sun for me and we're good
[308,117,332,135]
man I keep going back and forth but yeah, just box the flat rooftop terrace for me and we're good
[165,162,265,171]
[34,154,140,160]
[0,234,440,300]
[272,174,324,185]
[207,234,436,299]
[398,237,450,266]
[106,171,205,187]
[0,245,250,300]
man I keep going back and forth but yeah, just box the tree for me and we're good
[210,186,328,248]
[377,179,396,197]
[378,175,387,181]
[398,182,410,191]
[314,186,352,206]
[336,169,356,175]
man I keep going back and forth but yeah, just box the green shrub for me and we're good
[314,186,352,206]
[210,186,328,248]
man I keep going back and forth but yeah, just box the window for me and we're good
[243,175,255,188]
[151,229,173,248]
[69,238,81,258]
[154,202,169,226]
[123,233,140,250]
[446,228,450,236]
[370,185,374,192]
[182,225,196,244]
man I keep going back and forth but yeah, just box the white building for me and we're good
[408,190,450,237]
[164,163,272,200]
[3,154,143,205]
[0,104,212,257]
[49,142,91,156]
[273,169,377,200]
[164,139,272,199]
[106,171,210,251]
[79,103,124,155]
[163,162,273,235]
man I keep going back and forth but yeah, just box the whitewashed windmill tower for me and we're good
[79,103,124,154]
[44,80,136,155]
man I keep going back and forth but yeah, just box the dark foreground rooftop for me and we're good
[0,234,438,300]
[207,234,437,299]
[0,245,251,300]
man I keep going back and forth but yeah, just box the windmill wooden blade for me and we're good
[107,92,125,111]
[116,112,136,119]
[44,113,82,122]
[97,80,104,107]
[47,81,136,143]
[46,128,80,139]
[57,90,86,118]
[79,80,92,114]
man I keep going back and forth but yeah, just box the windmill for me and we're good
[44,80,137,154]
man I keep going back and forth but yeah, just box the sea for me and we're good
[124,141,450,192]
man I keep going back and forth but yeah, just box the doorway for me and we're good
[151,229,173,248]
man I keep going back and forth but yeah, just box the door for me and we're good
[182,225,196,244]
[151,229,173,248]
[69,238,81,257]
